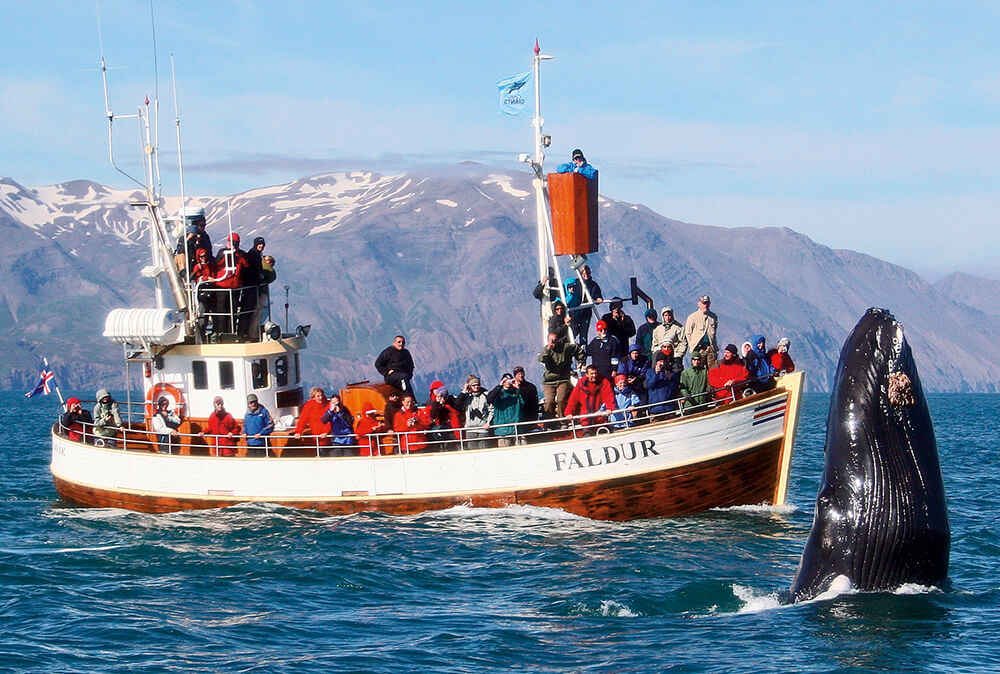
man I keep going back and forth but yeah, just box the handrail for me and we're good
[54,374,785,457]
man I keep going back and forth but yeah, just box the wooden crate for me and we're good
[548,171,599,255]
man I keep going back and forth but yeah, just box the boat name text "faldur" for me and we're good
[553,439,658,472]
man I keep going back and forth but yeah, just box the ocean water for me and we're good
[2,391,998,672]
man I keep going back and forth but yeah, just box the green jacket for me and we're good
[679,366,710,409]
[538,342,585,383]
[93,388,123,438]
[488,386,523,437]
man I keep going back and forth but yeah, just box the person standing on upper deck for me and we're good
[574,264,604,344]
[556,148,597,180]
[652,306,688,370]
[685,295,719,368]
[375,335,415,393]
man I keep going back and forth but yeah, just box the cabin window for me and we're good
[275,356,289,387]
[192,360,208,390]
[251,358,269,390]
[219,361,235,390]
[294,353,301,384]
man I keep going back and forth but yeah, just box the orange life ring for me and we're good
[145,383,187,418]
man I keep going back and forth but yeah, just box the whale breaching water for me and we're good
[789,308,949,602]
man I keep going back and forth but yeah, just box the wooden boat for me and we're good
[50,44,804,521]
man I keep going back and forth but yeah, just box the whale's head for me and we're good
[789,308,949,602]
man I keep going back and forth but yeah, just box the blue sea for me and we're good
[2,391,997,672]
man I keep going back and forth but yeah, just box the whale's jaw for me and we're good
[789,308,949,602]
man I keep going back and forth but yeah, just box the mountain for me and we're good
[933,272,1000,317]
[2,166,998,394]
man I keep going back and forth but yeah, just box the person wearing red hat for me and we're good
[61,397,93,443]
[586,319,620,380]
[355,403,386,457]
[610,372,641,429]
[213,233,249,335]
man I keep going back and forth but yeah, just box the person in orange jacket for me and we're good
[564,364,616,432]
[294,387,332,447]
[355,403,386,457]
[200,396,240,456]
[392,393,429,453]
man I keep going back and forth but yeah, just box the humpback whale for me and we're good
[789,308,949,602]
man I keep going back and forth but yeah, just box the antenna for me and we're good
[149,0,162,194]
[171,55,187,218]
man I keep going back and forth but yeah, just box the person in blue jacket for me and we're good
[242,394,275,457]
[320,394,356,457]
[646,353,680,418]
[745,333,777,392]
[556,149,597,179]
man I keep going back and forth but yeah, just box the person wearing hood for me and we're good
[617,343,650,403]
[547,300,574,343]
[635,309,659,359]
[768,337,795,374]
[587,320,621,380]
[200,396,240,457]
[599,301,636,360]
[708,344,752,404]
[150,396,182,453]
[609,373,641,429]
[646,353,680,417]
[556,148,598,180]
[678,352,711,411]
[92,388,122,447]
[652,306,688,370]
[61,397,93,443]
[242,393,274,457]
[744,334,777,392]
[238,236,268,339]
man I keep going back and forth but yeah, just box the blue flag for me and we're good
[25,368,55,398]
[497,71,532,116]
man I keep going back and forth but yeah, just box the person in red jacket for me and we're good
[294,387,332,449]
[768,337,795,374]
[564,364,617,433]
[199,396,240,456]
[708,344,752,404]
[393,393,429,453]
[355,403,386,457]
[213,233,249,334]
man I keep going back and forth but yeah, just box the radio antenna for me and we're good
[149,0,162,194]
[96,3,145,190]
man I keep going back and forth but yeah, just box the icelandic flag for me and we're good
[24,368,55,398]
[497,70,532,116]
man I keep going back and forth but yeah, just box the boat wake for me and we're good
[711,503,798,516]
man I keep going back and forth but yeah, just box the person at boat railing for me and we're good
[355,404,385,457]
[708,345,752,404]
[236,237,267,340]
[212,233,249,335]
[564,364,616,435]
[599,301,636,363]
[382,389,403,435]
[425,385,462,451]
[242,394,274,457]
[294,387,332,444]
[487,374,524,447]
[610,373,641,429]
[768,337,795,375]
[617,344,650,404]
[512,366,541,440]
[456,375,492,449]
[393,393,428,453]
[320,394,356,457]
[743,334,777,394]
[151,396,181,454]
[375,335,415,394]
[61,397,93,443]
[556,148,597,180]
[678,352,711,411]
[93,388,123,448]
[646,351,680,419]
[539,331,586,421]
[200,396,240,457]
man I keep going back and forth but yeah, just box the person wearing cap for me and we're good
[150,396,182,453]
[564,364,616,434]
[685,295,719,368]
[200,396,240,456]
[617,343,650,403]
[587,319,620,380]
[609,373,641,430]
[708,345,752,404]
[647,350,680,418]
[652,306,687,371]
[355,403,386,457]
[599,301,636,361]
[487,373,524,447]
[635,309,660,359]
[92,388,122,448]
[573,264,604,344]
[375,335,415,394]
[513,366,540,437]
[539,331,586,420]
[456,375,493,449]
[320,393,356,457]
[768,337,795,374]
[556,148,597,180]
[213,233,249,335]
[242,393,274,457]
[61,397,93,443]
[679,351,711,411]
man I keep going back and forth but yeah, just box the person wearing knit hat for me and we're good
[610,372,641,429]
[355,402,387,457]
[635,308,660,360]
[708,343,752,404]
[555,148,597,180]
[512,366,540,434]
[60,397,93,444]
[456,374,492,449]
[768,337,796,375]
[652,306,687,371]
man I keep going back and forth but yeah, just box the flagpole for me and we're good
[44,357,65,406]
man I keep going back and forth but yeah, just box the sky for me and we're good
[3,1,1000,281]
